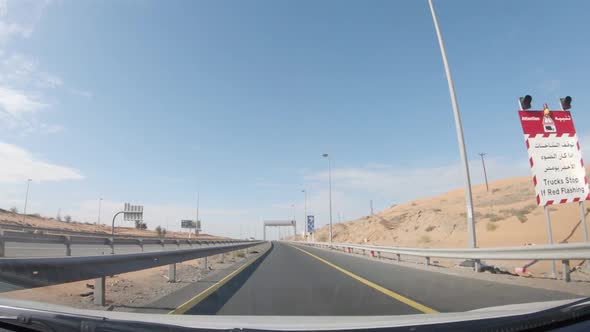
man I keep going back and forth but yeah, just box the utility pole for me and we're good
[370,200,374,215]
[478,153,489,192]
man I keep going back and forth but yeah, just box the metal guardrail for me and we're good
[0,229,243,257]
[290,241,590,282]
[0,241,264,287]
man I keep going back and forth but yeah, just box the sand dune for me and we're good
[0,209,220,239]
[311,167,590,276]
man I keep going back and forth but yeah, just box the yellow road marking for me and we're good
[169,247,267,315]
[289,244,438,314]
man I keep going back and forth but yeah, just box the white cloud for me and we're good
[0,1,79,134]
[0,0,51,43]
[0,86,46,115]
[0,142,83,183]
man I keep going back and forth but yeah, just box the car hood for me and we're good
[0,297,586,330]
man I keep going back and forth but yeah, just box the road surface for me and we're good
[183,242,577,315]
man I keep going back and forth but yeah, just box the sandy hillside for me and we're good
[310,167,590,275]
[0,209,222,239]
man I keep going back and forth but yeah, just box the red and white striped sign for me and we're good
[518,108,589,206]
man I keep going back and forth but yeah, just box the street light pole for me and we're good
[478,153,489,192]
[22,179,32,224]
[428,0,477,249]
[291,203,296,236]
[302,190,307,237]
[98,198,103,225]
[195,192,200,237]
[322,153,333,243]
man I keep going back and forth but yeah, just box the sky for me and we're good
[0,0,589,240]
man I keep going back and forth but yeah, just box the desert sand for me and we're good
[310,167,590,277]
[0,209,220,239]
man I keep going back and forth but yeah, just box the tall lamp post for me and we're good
[322,153,333,243]
[291,203,296,237]
[302,189,307,238]
[22,179,32,224]
[98,198,103,225]
[428,0,477,249]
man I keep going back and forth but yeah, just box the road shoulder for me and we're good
[133,243,271,314]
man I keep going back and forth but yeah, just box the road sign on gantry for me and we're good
[307,215,315,233]
[123,203,143,221]
[181,220,196,229]
[518,105,589,206]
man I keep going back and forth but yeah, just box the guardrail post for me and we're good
[168,264,176,283]
[108,237,115,255]
[138,239,144,252]
[175,240,180,250]
[562,260,571,282]
[474,259,482,273]
[160,240,165,250]
[64,236,72,256]
[425,257,430,266]
[94,277,106,306]
[397,254,401,262]
[0,230,5,257]
[377,251,381,259]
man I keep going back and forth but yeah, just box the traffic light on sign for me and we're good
[519,95,532,110]
[560,96,572,110]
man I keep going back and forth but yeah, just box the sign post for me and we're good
[518,102,590,277]
[181,220,201,239]
[307,215,315,242]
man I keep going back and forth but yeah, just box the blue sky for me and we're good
[0,0,589,239]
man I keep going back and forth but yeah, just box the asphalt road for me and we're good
[184,242,578,315]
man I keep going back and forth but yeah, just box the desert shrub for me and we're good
[483,213,503,222]
[64,215,72,223]
[425,225,436,232]
[516,213,527,223]
[418,235,431,243]
[9,207,18,213]
[486,222,498,231]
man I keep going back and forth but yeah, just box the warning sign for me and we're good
[518,105,590,206]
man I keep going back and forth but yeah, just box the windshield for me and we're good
[0,0,588,328]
